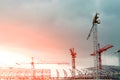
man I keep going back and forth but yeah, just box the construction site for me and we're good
[0,0,120,79]
[0,13,120,80]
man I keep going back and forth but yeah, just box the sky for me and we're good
[0,0,120,68]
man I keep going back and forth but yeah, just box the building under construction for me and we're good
[0,65,119,80]
[0,13,119,80]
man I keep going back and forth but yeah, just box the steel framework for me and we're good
[0,66,119,80]
[87,13,100,80]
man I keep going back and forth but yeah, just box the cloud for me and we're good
[0,0,119,67]
[97,0,120,49]
[100,0,120,16]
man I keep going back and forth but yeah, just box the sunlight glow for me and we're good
[0,46,29,67]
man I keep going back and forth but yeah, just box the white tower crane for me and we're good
[87,13,100,80]
[115,49,120,66]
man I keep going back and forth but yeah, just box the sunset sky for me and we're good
[0,0,120,68]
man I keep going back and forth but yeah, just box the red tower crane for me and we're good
[91,44,113,69]
[16,57,69,79]
[69,48,77,79]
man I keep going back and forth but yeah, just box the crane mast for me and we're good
[91,44,113,69]
[31,57,35,79]
[93,23,99,80]
[87,13,100,80]
[115,49,120,66]
[98,43,101,70]
[69,48,77,79]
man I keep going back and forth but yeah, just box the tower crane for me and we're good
[69,48,77,79]
[114,49,120,66]
[91,44,113,69]
[16,57,69,80]
[87,12,100,80]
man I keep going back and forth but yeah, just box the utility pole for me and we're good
[87,13,100,80]
[69,48,77,80]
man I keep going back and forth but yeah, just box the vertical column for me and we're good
[56,69,59,80]
[93,23,99,80]
[118,53,120,66]
[31,57,35,80]
[72,58,75,79]
[115,50,120,67]
[69,48,77,80]
[97,43,102,70]
[92,12,100,80]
